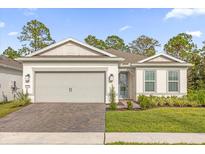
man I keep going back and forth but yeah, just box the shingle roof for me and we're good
[0,55,22,70]
[106,49,147,64]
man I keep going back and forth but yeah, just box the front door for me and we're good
[119,72,128,99]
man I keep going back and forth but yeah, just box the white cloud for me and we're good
[23,8,38,17]
[119,25,132,32]
[0,21,5,28]
[165,9,205,19]
[8,32,18,36]
[186,31,202,37]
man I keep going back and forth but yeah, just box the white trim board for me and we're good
[138,53,187,64]
[16,57,124,62]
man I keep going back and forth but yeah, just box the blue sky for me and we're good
[0,8,205,53]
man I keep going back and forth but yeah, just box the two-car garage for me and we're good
[35,72,105,103]
[18,38,121,104]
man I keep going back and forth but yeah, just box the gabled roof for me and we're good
[0,55,22,71]
[138,53,186,64]
[28,38,116,58]
[16,37,191,67]
[105,50,192,67]
[106,49,147,64]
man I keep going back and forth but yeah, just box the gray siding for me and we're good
[0,67,22,102]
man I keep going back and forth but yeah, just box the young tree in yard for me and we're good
[2,47,20,59]
[105,35,126,51]
[84,35,108,50]
[18,19,55,53]
[129,35,160,56]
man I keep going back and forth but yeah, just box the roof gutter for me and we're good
[131,63,193,67]
[16,57,124,62]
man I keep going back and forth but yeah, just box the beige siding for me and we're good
[136,67,188,98]
[40,42,102,56]
[136,69,143,94]
[148,56,173,62]
[156,69,167,93]
[180,69,187,94]
[23,62,119,103]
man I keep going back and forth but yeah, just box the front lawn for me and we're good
[0,102,29,118]
[106,108,205,132]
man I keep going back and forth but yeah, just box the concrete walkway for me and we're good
[1,132,205,144]
[0,132,104,144]
[105,133,205,144]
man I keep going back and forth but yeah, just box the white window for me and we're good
[168,71,179,92]
[144,70,156,92]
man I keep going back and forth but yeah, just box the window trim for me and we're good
[167,70,180,93]
[144,70,156,93]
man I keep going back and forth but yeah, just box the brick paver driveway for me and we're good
[0,103,105,132]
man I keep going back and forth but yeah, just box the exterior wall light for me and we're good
[25,74,30,83]
[109,74,114,83]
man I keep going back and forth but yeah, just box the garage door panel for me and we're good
[35,72,105,103]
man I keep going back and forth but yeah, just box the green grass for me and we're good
[107,142,205,145]
[106,107,205,132]
[0,102,30,118]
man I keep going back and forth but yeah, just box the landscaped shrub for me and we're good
[12,91,31,107]
[157,96,166,107]
[110,102,117,110]
[0,100,10,104]
[138,90,205,109]
[187,90,205,106]
[109,85,117,110]
[165,97,176,107]
[127,101,133,110]
[138,95,151,109]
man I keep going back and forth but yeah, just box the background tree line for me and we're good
[2,20,55,59]
[1,19,205,90]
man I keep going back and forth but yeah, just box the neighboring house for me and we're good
[0,56,22,102]
[17,38,191,104]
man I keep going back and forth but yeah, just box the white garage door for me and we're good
[35,72,105,103]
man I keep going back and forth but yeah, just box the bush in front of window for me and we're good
[138,90,205,109]
[138,95,151,109]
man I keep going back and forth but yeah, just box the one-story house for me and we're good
[17,38,192,104]
[0,55,22,102]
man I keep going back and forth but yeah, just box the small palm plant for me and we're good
[109,84,117,110]
[13,91,31,107]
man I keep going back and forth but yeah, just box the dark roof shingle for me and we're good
[0,55,22,70]
[106,49,146,64]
